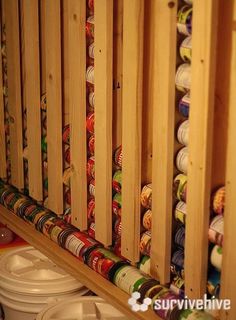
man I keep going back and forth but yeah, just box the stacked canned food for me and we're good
[170,0,193,296]
[86,0,96,235]
[1,23,11,183]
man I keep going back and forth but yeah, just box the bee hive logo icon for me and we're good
[128,292,152,312]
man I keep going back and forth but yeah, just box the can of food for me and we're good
[114,217,122,236]
[177,120,189,146]
[174,225,185,248]
[210,245,222,271]
[113,145,122,168]
[41,136,47,153]
[170,276,185,299]
[86,16,94,38]
[175,63,191,92]
[140,231,151,256]
[174,201,187,225]
[88,222,95,238]
[65,188,71,205]
[154,291,182,320]
[180,36,192,62]
[173,174,187,202]
[112,193,122,216]
[207,268,221,298]
[50,225,64,244]
[209,215,224,246]
[171,249,184,279]
[58,227,77,248]
[212,186,225,215]
[87,156,95,179]
[113,265,150,294]
[1,189,14,206]
[142,209,152,231]
[140,184,152,209]
[13,197,28,215]
[86,65,94,85]
[179,92,190,118]
[88,0,94,11]
[112,170,122,193]
[88,91,95,108]
[88,42,94,59]
[3,191,17,209]
[24,205,43,224]
[40,93,47,110]
[176,147,188,174]
[9,193,24,212]
[138,279,160,302]
[146,285,168,301]
[16,200,34,218]
[88,135,95,155]
[89,179,95,197]
[177,6,192,36]
[138,255,151,276]
[88,198,95,221]
[64,146,70,164]
[86,112,94,134]
[42,216,58,238]
[62,124,70,144]
[179,309,214,320]
[62,207,71,224]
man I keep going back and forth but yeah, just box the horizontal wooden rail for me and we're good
[0,204,159,320]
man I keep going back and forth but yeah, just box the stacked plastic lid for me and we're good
[36,296,128,320]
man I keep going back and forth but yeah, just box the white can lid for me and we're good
[0,246,85,295]
[36,296,128,320]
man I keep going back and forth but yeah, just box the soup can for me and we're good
[175,63,191,92]
[171,249,184,279]
[180,36,192,62]
[87,156,95,179]
[142,209,152,231]
[170,276,185,299]
[88,222,95,238]
[179,91,190,118]
[112,170,122,193]
[62,124,70,144]
[88,135,95,155]
[210,245,222,271]
[65,188,71,205]
[86,15,94,38]
[89,179,95,197]
[88,91,95,108]
[212,186,225,215]
[86,65,94,85]
[138,255,151,277]
[175,201,187,225]
[112,193,122,216]
[176,147,188,174]
[173,174,187,202]
[88,197,95,221]
[177,6,192,36]
[86,112,94,134]
[174,225,185,248]
[140,231,151,256]
[88,42,94,59]
[140,184,152,209]
[64,146,70,164]
[113,145,122,168]
[177,120,189,146]
[138,279,160,302]
[114,217,122,236]
[208,215,224,246]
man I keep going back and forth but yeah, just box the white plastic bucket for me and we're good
[36,296,128,320]
[0,246,89,320]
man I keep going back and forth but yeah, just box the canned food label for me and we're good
[177,120,189,146]
[180,36,192,62]
[88,42,94,59]
[175,64,191,92]
[176,147,188,174]
[175,201,187,224]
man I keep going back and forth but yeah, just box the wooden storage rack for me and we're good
[0,0,236,319]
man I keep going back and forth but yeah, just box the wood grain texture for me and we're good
[185,0,219,298]
[0,204,160,320]
[4,0,24,189]
[21,0,43,201]
[0,8,7,179]
[121,0,144,262]
[40,0,46,95]
[220,2,236,319]
[150,0,177,284]
[67,0,87,230]
[94,0,113,245]
[45,1,63,213]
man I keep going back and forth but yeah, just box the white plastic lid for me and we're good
[0,246,85,295]
[36,296,128,320]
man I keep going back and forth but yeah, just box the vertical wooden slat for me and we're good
[40,0,46,95]
[0,8,7,179]
[21,0,43,201]
[220,2,236,319]
[185,0,219,298]
[121,0,144,262]
[4,0,24,189]
[45,1,63,213]
[94,0,113,245]
[67,0,87,230]
[150,0,177,283]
